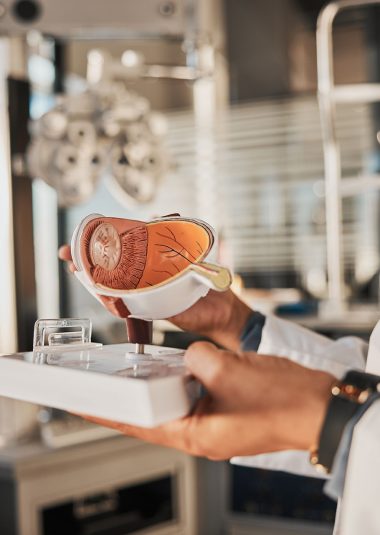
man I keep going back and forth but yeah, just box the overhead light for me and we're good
[121,49,143,69]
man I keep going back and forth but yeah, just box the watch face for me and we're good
[89,223,121,270]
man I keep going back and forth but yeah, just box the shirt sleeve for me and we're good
[231,314,368,478]
[329,399,380,535]
[257,314,367,379]
[240,311,266,351]
[324,392,380,501]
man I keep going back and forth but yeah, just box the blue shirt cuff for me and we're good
[240,311,266,352]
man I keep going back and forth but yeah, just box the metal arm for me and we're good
[317,0,380,315]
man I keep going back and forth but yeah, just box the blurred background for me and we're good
[1,0,380,533]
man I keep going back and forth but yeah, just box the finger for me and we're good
[58,244,72,261]
[184,341,238,392]
[77,412,200,454]
[75,413,126,432]
[78,414,154,438]
[98,296,130,318]
[75,413,155,438]
[58,244,76,273]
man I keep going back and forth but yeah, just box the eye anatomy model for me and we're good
[89,223,122,271]
[71,213,232,320]
[78,215,214,291]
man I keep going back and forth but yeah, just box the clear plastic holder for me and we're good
[33,318,102,352]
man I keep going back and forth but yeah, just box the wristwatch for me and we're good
[310,370,380,474]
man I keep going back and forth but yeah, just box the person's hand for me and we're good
[58,244,76,273]
[79,342,335,460]
[58,245,130,317]
[58,245,252,351]
[166,288,251,351]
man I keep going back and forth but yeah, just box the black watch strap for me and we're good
[310,370,380,474]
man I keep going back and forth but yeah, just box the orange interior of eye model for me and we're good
[80,217,212,290]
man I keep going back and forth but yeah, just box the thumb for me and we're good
[98,296,130,318]
[184,341,237,392]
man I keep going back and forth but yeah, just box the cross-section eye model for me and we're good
[77,215,214,290]
[71,213,231,320]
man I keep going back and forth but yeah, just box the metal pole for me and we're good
[317,0,380,315]
[317,2,345,313]
[0,37,18,353]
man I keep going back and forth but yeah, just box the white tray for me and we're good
[0,343,199,427]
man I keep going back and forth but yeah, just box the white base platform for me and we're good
[0,343,200,427]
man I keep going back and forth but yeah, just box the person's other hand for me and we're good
[58,244,130,317]
[58,244,76,273]
[58,244,252,350]
[79,342,335,460]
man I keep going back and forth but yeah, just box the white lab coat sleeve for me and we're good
[331,323,380,533]
[231,314,367,478]
[336,399,380,535]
